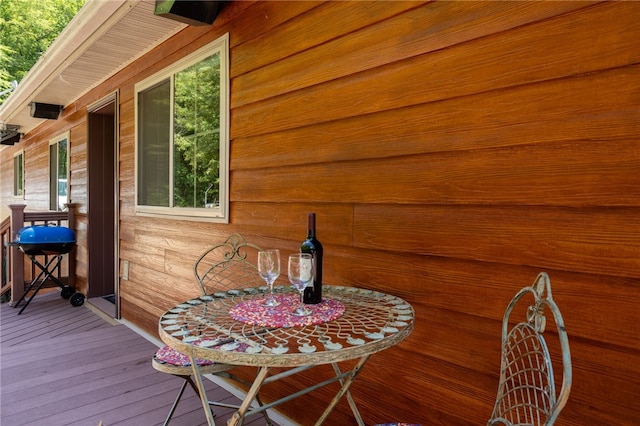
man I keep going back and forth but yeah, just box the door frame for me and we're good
[87,91,120,318]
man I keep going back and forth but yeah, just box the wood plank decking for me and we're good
[1,291,287,426]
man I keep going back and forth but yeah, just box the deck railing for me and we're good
[0,216,12,299]
[1,204,77,305]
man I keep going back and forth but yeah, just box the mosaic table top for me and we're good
[158,285,415,367]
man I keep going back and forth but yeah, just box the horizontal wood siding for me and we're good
[1,1,638,424]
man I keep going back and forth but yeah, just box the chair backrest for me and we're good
[193,233,264,295]
[488,272,572,426]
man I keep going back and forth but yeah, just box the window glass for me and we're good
[49,133,69,211]
[135,34,229,221]
[138,80,170,206]
[13,151,24,198]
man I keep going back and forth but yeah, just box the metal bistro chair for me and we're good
[488,272,572,426]
[487,272,571,426]
[376,273,571,426]
[152,233,272,425]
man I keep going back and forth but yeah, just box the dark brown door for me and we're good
[87,101,116,303]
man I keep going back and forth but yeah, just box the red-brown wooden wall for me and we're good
[1,1,638,424]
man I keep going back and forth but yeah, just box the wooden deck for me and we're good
[0,291,289,426]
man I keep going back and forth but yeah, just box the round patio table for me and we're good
[158,285,415,426]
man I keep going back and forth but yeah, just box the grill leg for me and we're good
[13,260,49,309]
[16,255,64,315]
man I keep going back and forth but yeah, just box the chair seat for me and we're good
[154,345,214,367]
[152,345,233,376]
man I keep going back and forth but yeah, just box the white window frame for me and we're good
[49,132,70,211]
[134,33,230,223]
[13,149,24,199]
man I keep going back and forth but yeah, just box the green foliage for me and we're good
[0,0,85,103]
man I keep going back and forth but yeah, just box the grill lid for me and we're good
[16,225,76,245]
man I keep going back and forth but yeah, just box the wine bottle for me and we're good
[301,213,323,304]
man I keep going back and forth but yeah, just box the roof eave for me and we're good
[0,0,187,138]
[0,0,133,129]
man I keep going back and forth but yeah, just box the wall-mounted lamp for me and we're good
[1,130,21,145]
[30,102,63,119]
[154,0,223,26]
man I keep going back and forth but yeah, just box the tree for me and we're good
[0,0,85,104]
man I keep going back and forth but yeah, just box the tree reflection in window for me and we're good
[173,52,221,208]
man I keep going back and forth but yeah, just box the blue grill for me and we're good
[9,225,83,313]
[15,225,76,255]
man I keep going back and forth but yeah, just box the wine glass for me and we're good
[288,253,314,316]
[258,249,281,307]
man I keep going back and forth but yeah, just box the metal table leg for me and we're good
[316,355,369,426]
[189,355,369,426]
[227,357,368,425]
[331,361,365,425]
[228,366,271,426]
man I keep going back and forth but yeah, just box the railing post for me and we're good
[9,204,26,306]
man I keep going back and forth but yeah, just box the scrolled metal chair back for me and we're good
[488,272,572,426]
[194,233,263,295]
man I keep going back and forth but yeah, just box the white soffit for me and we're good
[0,0,186,136]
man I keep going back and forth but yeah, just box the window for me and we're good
[13,150,24,198]
[135,33,229,222]
[49,132,69,211]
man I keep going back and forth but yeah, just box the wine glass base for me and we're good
[292,307,312,316]
[263,298,280,307]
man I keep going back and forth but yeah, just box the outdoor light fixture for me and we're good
[1,133,21,145]
[1,124,21,145]
[154,0,223,26]
[30,102,63,119]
